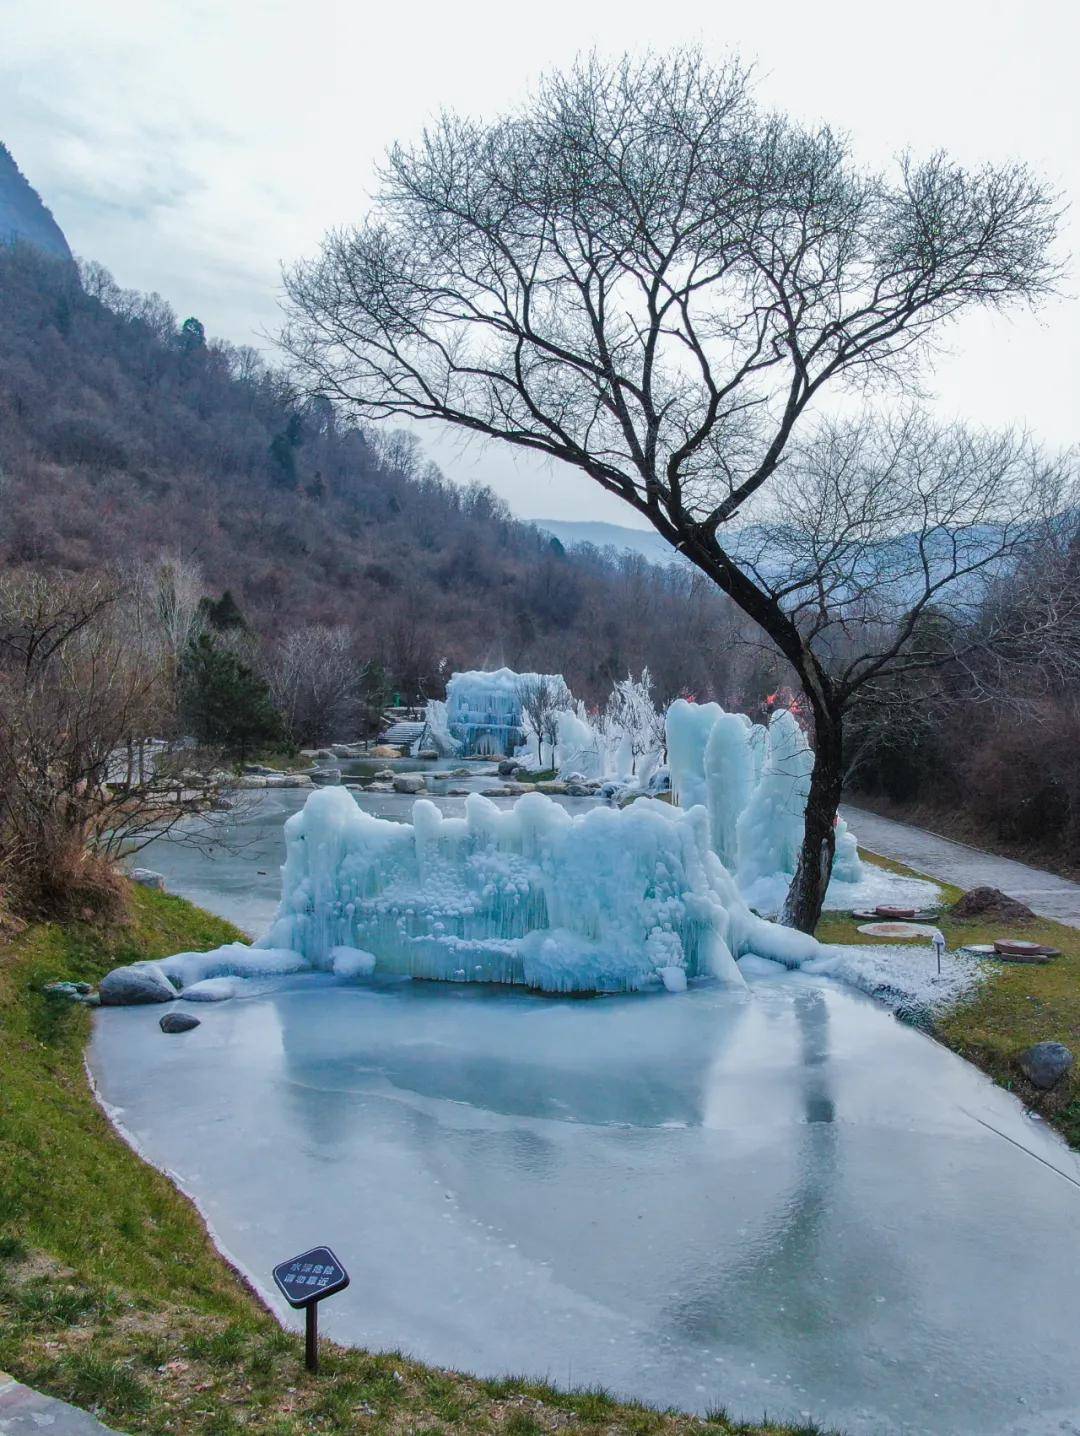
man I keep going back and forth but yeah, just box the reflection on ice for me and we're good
[90,972,1080,1436]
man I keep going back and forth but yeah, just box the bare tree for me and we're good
[268,625,367,745]
[515,673,571,767]
[0,570,231,920]
[133,552,206,680]
[282,48,1063,928]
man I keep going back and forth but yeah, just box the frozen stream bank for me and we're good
[90,970,1080,1435]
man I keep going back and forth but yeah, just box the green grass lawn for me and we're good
[816,853,1080,1147]
[0,886,832,1436]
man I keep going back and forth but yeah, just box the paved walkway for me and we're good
[0,1373,123,1434]
[842,805,1080,930]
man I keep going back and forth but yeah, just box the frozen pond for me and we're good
[98,789,1080,1434]
[91,975,1080,1435]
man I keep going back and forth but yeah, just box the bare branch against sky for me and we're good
[1,0,1076,520]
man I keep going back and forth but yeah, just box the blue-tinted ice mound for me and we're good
[259,787,821,993]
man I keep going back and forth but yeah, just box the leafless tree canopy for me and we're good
[0,570,233,919]
[282,48,1065,929]
[283,49,1059,554]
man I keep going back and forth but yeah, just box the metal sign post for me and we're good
[272,1246,350,1375]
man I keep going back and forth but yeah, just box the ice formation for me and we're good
[255,786,821,993]
[417,699,461,757]
[665,701,866,905]
[445,668,566,757]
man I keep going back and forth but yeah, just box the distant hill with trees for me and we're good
[0,239,766,711]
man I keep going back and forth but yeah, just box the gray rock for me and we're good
[498,759,523,777]
[416,748,439,761]
[130,867,167,891]
[374,768,396,780]
[1018,1042,1074,1090]
[393,773,427,794]
[160,1011,201,1033]
[99,962,177,1006]
[365,781,394,792]
[265,773,314,788]
[242,763,280,775]
[310,767,342,786]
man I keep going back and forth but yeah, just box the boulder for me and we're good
[416,748,440,761]
[160,1012,201,1034]
[310,767,342,787]
[242,764,280,776]
[372,744,403,758]
[374,768,396,780]
[331,743,363,759]
[1017,1042,1074,1090]
[130,868,166,891]
[99,962,177,1006]
[266,773,314,788]
[393,774,427,794]
[236,775,268,788]
[445,787,471,796]
[365,781,394,793]
[498,759,523,777]
[535,780,568,795]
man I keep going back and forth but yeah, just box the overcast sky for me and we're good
[2,0,1077,525]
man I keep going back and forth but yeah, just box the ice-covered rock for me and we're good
[99,944,307,1005]
[393,773,427,794]
[257,786,822,994]
[330,946,377,979]
[99,962,176,1005]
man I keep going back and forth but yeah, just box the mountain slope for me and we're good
[0,143,72,262]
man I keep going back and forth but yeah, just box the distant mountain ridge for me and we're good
[538,519,683,565]
[0,143,72,262]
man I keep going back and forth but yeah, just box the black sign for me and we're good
[272,1246,350,1309]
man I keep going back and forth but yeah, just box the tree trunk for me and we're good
[781,709,845,934]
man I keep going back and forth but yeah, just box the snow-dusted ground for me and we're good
[90,970,1080,1436]
[743,866,941,920]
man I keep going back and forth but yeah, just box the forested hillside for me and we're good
[0,242,768,707]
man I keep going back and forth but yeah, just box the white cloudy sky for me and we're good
[2,0,1077,524]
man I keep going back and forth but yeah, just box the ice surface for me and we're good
[89,972,1080,1434]
[259,786,823,993]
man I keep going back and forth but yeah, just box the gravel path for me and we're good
[842,805,1080,929]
